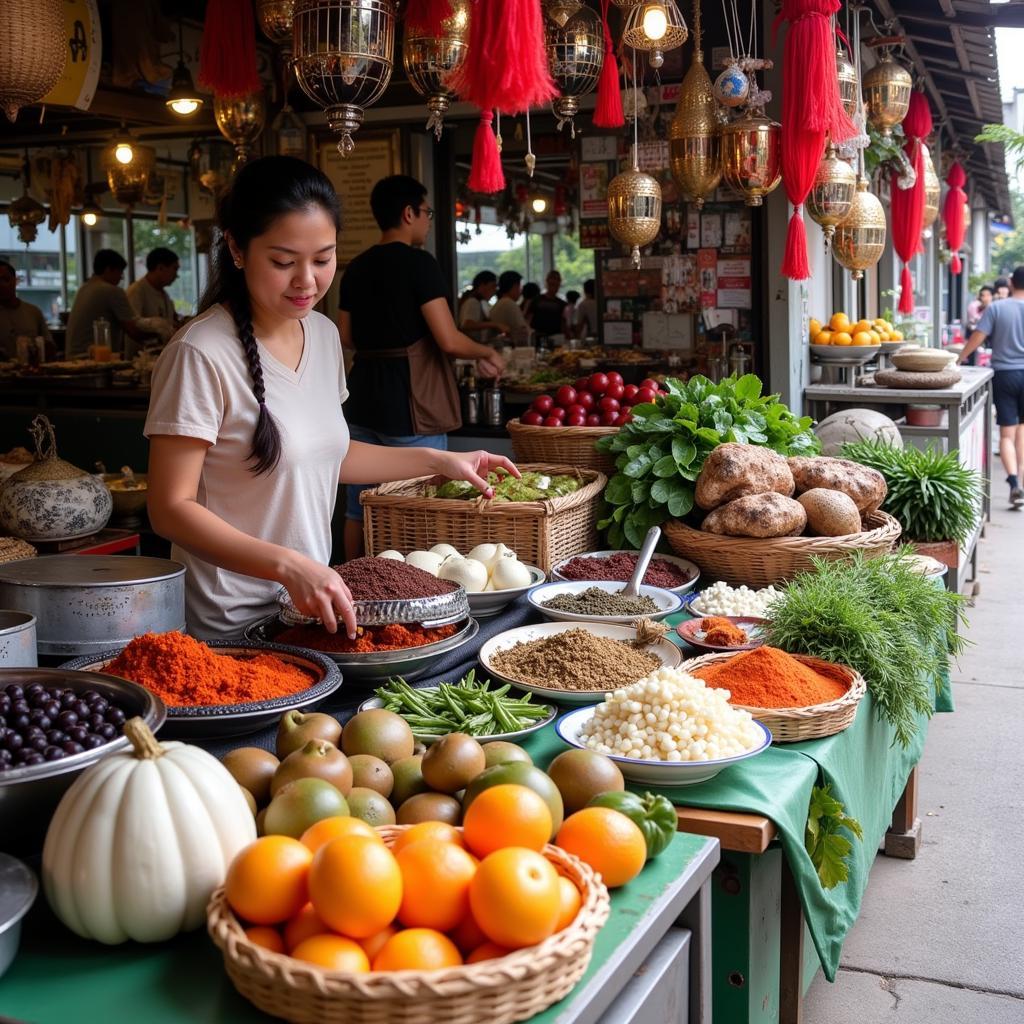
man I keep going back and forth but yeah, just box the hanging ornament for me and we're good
[891,90,932,312]
[545,1,603,137]
[292,0,396,155]
[921,145,940,230]
[256,0,296,45]
[623,1,689,69]
[545,0,584,24]
[403,0,470,139]
[104,144,156,208]
[594,0,625,127]
[608,164,662,267]
[836,46,857,118]
[805,142,856,249]
[720,111,782,206]
[468,111,505,193]
[863,50,912,139]
[8,191,47,244]
[199,0,262,97]
[669,0,721,209]
[525,110,537,176]
[0,0,66,122]
[714,62,749,107]
[833,177,886,280]
[214,90,267,176]
[943,161,968,275]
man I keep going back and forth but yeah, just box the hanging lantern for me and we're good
[256,0,296,45]
[0,0,66,123]
[7,191,47,244]
[215,91,267,176]
[292,0,396,156]
[545,2,603,137]
[104,144,156,207]
[622,0,688,69]
[720,112,782,207]
[713,63,749,108]
[836,47,857,118]
[806,142,857,249]
[403,1,469,139]
[921,145,940,230]
[833,177,886,280]
[863,52,912,139]
[607,164,662,267]
[545,0,584,24]
[669,0,721,209]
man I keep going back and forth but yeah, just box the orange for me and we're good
[449,912,488,955]
[359,924,399,961]
[851,331,874,347]
[396,839,477,931]
[852,319,872,336]
[808,318,822,339]
[284,903,330,952]
[372,928,463,972]
[245,926,286,954]
[868,330,882,345]
[829,312,850,332]
[890,330,904,341]
[462,784,552,858]
[391,821,465,856]
[556,808,647,889]
[301,816,380,854]
[291,934,370,973]
[226,836,312,925]
[467,941,513,964]
[832,331,854,347]
[309,835,402,939]
[555,876,582,931]
[469,848,561,949]
[815,330,833,346]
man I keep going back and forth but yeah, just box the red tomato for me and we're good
[598,396,620,413]
[566,404,587,419]
[577,391,595,410]
[543,415,563,427]
[635,386,656,404]
[549,405,566,421]
[605,382,625,401]
[640,378,659,392]
[614,412,632,426]
[585,413,601,427]
[532,394,554,415]
[589,373,609,395]
[622,384,639,404]
[606,371,624,386]
[566,413,587,426]
[555,386,578,408]
[599,410,619,426]
[574,377,590,393]
[521,410,544,426]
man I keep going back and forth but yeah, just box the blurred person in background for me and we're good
[458,270,508,345]
[66,249,150,357]
[576,279,598,339]
[0,259,52,359]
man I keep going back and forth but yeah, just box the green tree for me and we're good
[975,124,1024,274]
[131,220,197,314]
[455,230,595,295]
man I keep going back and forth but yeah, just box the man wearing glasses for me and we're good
[338,174,507,559]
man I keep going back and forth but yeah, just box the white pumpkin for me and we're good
[42,718,256,944]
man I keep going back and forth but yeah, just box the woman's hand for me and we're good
[279,552,358,637]
[428,450,521,498]
[476,349,506,379]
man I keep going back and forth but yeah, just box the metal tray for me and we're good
[277,584,469,629]
[809,344,880,366]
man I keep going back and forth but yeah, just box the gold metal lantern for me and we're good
[104,144,156,208]
[257,0,296,45]
[922,145,940,230]
[215,91,267,175]
[292,0,396,156]
[836,47,858,118]
[607,165,662,267]
[7,190,47,244]
[623,0,688,69]
[545,2,604,136]
[720,112,782,207]
[669,0,720,208]
[863,53,912,138]
[833,177,886,280]
[545,0,584,24]
[806,142,857,248]
[403,0,469,139]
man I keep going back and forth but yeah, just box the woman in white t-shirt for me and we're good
[146,157,516,640]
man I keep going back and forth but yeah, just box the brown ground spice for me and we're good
[334,558,457,601]
[491,629,661,691]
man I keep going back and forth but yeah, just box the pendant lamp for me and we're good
[403,0,470,138]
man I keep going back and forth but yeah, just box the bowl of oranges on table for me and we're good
[809,313,904,364]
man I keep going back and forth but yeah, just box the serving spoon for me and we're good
[621,525,661,599]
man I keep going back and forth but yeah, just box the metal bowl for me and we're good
[278,584,469,630]
[0,667,167,854]
[550,550,700,596]
[528,580,683,624]
[60,641,342,739]
[810,343,881,366]
[0,854,37,978]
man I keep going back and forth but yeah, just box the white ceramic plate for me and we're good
[527,580,683,624]
[555,706,772,786]
[478,621,682,705]
[550,550,700,596]
[468,565,546,619]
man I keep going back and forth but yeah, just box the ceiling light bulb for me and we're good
[169,97,200,116]
[642,3,668,40]
[114,141,134,165]
[532,197,548,214]
[82,211,98,226]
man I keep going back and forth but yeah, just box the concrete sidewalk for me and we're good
[803,486,1024,1023]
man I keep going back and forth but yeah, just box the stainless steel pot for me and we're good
[0,556,185,656]
[0,611,36,667]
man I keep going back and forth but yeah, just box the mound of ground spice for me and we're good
[699,616,749,646]
[691,646,849,708]
[334,558,457,602]
[558,552,695,589]
[542,586,659,617]
[277,622,457,653]
[104,632,313,707]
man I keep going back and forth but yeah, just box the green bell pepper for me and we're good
[587,791,677,860]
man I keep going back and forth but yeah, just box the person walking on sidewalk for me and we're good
[960,264,1024,507]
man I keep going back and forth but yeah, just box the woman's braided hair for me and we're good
[199,156,341,475]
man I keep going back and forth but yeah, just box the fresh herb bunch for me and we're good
[596,375,820,548]
[806,784,863,889]
[841,439,983,545]
[762,552,968,747]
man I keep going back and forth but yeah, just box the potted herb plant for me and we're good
[840,439,984,569]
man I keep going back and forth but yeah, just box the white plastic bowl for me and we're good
[528,580,683,624]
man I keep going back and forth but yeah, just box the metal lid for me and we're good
[278,584,470,629]
[0,555,186,587]
[0,854,38,934]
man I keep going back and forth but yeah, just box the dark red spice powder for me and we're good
[334,558,458,602]
[559,552,695,588]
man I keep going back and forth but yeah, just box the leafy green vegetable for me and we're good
[806,784,863,889]
[763,551,968,747]
[596,375,820,548]
[427,471,582,503]
[840,439,983,546]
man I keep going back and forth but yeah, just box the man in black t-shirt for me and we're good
[338,174,505,558]
[530,270,567,338]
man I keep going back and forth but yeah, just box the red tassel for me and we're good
[594,0,624,128]
[450,0,557,113]
[199,0,261,97]
[468,112,505,194]
[951,253,962,275]
[899,265,914,314]
[782,207,811,280]
[943,161,968,277]
[406,0,453,33]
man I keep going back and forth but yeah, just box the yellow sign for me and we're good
[41,0,101,112]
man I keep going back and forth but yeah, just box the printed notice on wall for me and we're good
[580,162,610,219]
[716,257,751,308]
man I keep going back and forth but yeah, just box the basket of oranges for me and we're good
[207,814,613,1024]
[809,313,905,365]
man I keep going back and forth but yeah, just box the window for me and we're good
[131,220,199,315]
[0,216,77,324]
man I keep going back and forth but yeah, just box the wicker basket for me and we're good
[207,826,611,1024]
[360,464,607,573]
[506,419,618,474]
[663,510,902,587]
[683,650,867,742]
